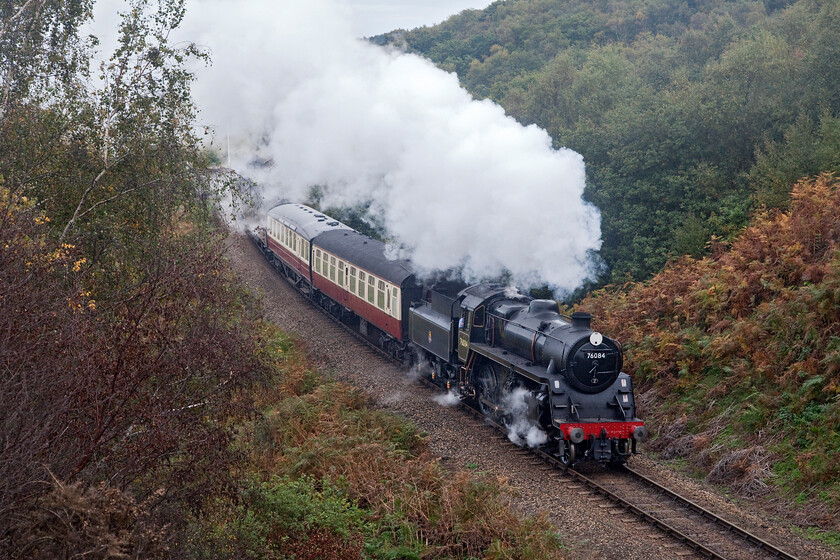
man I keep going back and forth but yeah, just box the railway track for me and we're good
[249,231,801,560]
[459,406,799,560]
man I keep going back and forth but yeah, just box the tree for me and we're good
[0,0,93,116]
[0,0,266,552]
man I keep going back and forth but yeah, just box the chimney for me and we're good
[570,312,592,331]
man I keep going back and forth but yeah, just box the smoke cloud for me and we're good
[178,0,602,291]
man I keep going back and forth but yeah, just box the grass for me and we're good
[792,526,840,548]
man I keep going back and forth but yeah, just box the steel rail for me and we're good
[458,406,726,559]
[423,374,798,560]
[620,465,799,560]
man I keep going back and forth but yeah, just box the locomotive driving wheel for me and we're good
[474,362,500,418]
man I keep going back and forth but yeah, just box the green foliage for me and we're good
[380,0,840,282]
[188,476,367,560]
[750,113,840,209]
[0,0,270,555]
[0,0,95,112]
[792,526,840,547]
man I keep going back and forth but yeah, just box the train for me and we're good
[251,202,647,466]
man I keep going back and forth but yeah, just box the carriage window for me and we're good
[358,272,366,297]
[338,260,344,285]
[367,275,375,304]
[392,289,399,318]
[377,280,385,309]
[349,267,357,293]
[330,256,336,282]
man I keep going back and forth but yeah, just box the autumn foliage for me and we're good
[0,187,272,555]
[581,174,840,515]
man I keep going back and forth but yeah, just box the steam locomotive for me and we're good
[252,203,647,465]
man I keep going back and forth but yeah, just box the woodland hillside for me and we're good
[376,0,840,283]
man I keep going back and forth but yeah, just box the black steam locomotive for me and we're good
[252,203,646,465]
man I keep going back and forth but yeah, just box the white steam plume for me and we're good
[180,0,602,291]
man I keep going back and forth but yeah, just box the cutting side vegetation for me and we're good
[581,174,840,538]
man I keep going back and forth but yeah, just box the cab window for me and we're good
[474,306,485,327]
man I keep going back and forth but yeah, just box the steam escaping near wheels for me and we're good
[432,391,460,407]
[502,388,549,448]
[254,206,645,468]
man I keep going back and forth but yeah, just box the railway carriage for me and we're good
[265,204,350,284]
[312,228,417,342]
[257,203,421,357]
